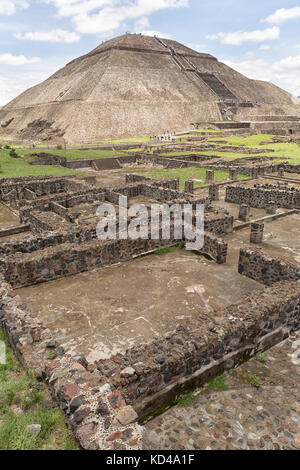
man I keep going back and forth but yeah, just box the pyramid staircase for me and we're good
[154,36,238,102]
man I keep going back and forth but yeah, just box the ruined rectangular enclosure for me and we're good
[0,155,299,450]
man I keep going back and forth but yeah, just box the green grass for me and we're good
[0,328,77,450]
[137,166,246,190]
[1,135,150,148]
[97,135,149,145]
[26,148,123,161]
[248,373,262,388]
[192,129,224,134]
[209,373,228,391]
[206,134,300,165]
[1,133,299,179]
[177,392,196,407]
[0,147,90,179]
[254,352,268,364]
[153,242,185,256]
[0,143,127,161]
[160,151,207,156]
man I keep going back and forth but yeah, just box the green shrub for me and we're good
[9,148,19,158]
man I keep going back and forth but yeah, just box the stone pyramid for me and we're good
[0,33,298,143]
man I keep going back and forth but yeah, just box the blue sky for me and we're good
[1,0,300,105]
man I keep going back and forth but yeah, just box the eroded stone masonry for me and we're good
[0,143,299,450]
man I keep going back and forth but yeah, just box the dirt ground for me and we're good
[17,249,262,363]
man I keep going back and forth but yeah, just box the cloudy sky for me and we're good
[1,0,300,105]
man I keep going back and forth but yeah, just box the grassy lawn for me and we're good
[193,129,224,134]
[0,328,76,450]
[0,142,135,161]
[69,135,150,146]
[137,166,246,189]
[206,134,300,164]
[1,133,299,179]
[34,149,126,160]
[1,146,125,161]
[97,135,149,145]
[160,151,208,157]
[0,147,86,179]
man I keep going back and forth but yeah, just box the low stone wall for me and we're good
[139,184,209,206]
[238,248,300,286]
[111,183,210,207]
[250,121,300,135]
[157,144,273,154]
[0,228,227,287]
[204,213,233,235]
[226,184,300,209]
[0,225,30,238]
[125,174,179,190]
[285,164,300,174]
[95,280,300,419]
[0,210,232,257]
[19,188,106,222]
[30,152,67,167]
[0,225,97,255]
[202,232,227,263]
[1,271,299,449]
[1,177,89,202]
[27,210,72,233]
[92,158,121,171]
[1,178,67,200]
[65,159,94,169]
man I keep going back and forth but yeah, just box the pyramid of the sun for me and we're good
[0,33,299,143]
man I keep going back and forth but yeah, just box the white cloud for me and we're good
[262,7,300,25]
[42,0,189,35]
[244,51,256,59]
[0,0,29,15]
[134,15,150,31]
[206,26,280,46]
[0,56,73,106]
[14,29,80,43]
[259,44,271,51]
[187,43,206,52]
[0,53,40,65]
[137,30,171,38]
[133,16,171,38]
[0,71,45,105]
[223,54,300,97]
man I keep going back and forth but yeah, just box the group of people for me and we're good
[150,131,177,142]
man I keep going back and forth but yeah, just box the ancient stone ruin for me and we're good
[0,33,300,145]
[0,141,299,450]
[0,32,299,452]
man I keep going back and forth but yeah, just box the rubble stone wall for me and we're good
[0,230,227,288]
[1,177,86,201]
[1,274,298,450]
[125,174,179,190]
[226,184,300,209]
[238,248,300,286]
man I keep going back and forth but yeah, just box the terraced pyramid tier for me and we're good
[0,33,299,144]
